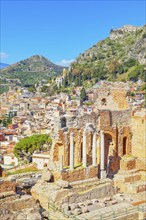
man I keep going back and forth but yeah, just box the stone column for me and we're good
[100,130,106,179]
[92,131,97,166]
[82,129,87,167]
[59,155,63,171]
[70,132,74,170]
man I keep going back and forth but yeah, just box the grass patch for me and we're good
[74,163,83,169]
[7,166,38,175]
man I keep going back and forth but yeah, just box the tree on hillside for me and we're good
[63,74,68,88]
[80,87,87,101]
[67,71,72,84]
[108,59,120,76]
[13,134,52,160]
[75,74,82,87]
[2,114,12,128]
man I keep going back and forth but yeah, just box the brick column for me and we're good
[92,131,97,166]
[59,155,63,171]
[70,132,74,170]
[100,130,106,179]
[82,129,87,167]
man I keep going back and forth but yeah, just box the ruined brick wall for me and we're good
[96,88,129,111]
[99,110,132,157]
[111,89,129,110]
[53,129,82,167]
[54,112,99,133]
[76,112,99,129]
[131,114,146,158]
[100,108,131,132]
[52,141,64,162]
[120,158,136,171]
[118,126,132,156]
[52,108,133,176]
[53,166,98,182]
[55,128,99,167]
[110,110,131,127]
[99,110,111,129]
[99,109,131,129]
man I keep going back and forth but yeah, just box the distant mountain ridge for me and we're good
[0,63,9,69]
[0,55,66,87]
[1,55,65,73]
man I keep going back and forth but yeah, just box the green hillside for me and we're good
[68,25,146,87]
[0,55,65,87]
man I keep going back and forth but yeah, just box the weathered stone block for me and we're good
[57,180,69,188]
[0,181,16,193]
[120,158,136,170]
[42,167,52,182]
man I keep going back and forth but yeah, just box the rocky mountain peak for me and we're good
[110,25,142,40]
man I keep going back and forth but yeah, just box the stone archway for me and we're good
[104,133,113,168]
[80,142,83,163]
[85,123,96,165]
[123,137,127,155]
[104,131,120,176]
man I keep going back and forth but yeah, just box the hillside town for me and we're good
[0,79,146,219]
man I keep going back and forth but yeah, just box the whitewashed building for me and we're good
[3,153,18,166]
[32,151,50,170]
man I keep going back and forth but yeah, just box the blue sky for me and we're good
[0,0,145,66]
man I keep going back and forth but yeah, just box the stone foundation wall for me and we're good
[54,166,98,182]
[62,182,114,205]
[114,212,139,220]
[0,195,36,211]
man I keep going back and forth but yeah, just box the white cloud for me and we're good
[0,52,9,59]
[56,59,74,67]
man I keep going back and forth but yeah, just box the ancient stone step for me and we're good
[117,168,139,175]
[76,202,138,220]
[140,171,146,181]
[114,172,141,187]
[48,210,71,220]
[119,180,146,193]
